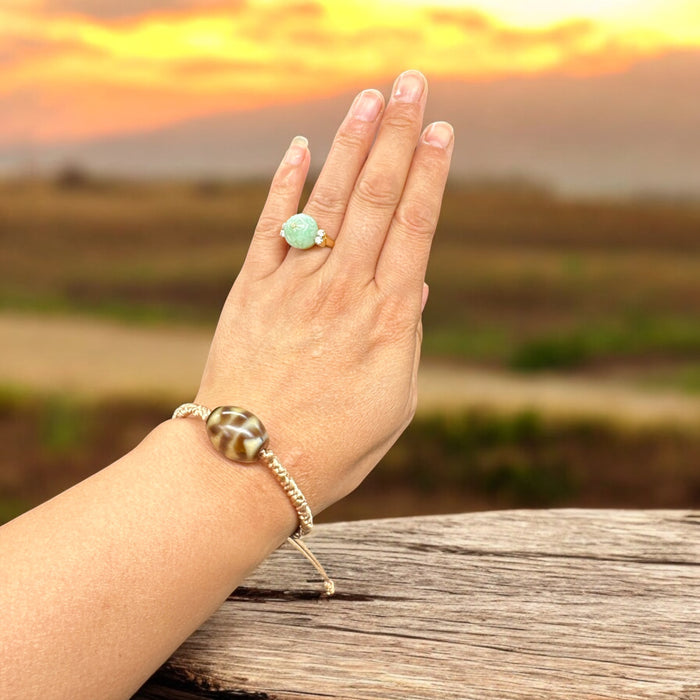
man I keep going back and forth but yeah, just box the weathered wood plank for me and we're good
[135,510,700,700]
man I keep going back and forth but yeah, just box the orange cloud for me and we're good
[428,8,493,33]
[424,8,616,77]
[0,0,697,144]
[40,0,248,20]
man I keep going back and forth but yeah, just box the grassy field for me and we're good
[2,177,700,388]
[1,390,698,525]
[1,176,699,521]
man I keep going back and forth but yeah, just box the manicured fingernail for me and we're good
[421,283,430,312]
[423,121,454,148]
[351,89,383,122]
[393,70,426,103]
[285,135,308,165]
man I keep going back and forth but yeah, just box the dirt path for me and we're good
[2,312,700,428]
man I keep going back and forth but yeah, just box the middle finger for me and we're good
[329,69,428,278]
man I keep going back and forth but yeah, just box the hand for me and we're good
[195,70,453,514]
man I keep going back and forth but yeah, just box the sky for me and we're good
[2,0,700,146]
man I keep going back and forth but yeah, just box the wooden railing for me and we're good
[134,509,700,699]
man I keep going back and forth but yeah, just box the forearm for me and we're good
[0,416,297,700]
[0,68,451,700]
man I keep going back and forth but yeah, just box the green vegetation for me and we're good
[2,178,698,390]
[1,392,699,525]
[39,395,92,455]
[0,498,30,525]
[1,178,699,520]
[508,315,700,372]
[380,410,579,505]
[1,179,699,381]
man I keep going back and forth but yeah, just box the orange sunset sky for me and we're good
[2,0,700,145]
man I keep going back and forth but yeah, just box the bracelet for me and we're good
[172,402,335,596]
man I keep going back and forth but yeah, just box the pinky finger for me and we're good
[242,135,310,279]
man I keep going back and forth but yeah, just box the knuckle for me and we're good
[272,163,299,193]
[320,281,352,311]
[354,170,401,209]
[382,105,420,132]
[370,294,416,344]
[311,270,359,316]
[334,122,368,148]
[306,187,346,219]
[255,211,285,237]
[393,198,436,236]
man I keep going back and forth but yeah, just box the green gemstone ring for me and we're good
[280,213,335,250]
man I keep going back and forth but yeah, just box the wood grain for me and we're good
[134,510,700,699]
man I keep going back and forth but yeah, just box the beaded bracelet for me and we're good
[172,403,335,596]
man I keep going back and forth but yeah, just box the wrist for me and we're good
[145,417,299,553]
[163,404,336,595]
[191,393,331,514]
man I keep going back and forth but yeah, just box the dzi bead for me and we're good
[206,406,269,463]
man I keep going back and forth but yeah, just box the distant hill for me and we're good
[2,49,700,196]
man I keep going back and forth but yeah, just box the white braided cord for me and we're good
[258,448,313,538]
[171,402,333,595]
[171,402,211,421]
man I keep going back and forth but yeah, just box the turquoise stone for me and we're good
[282,213,318,249]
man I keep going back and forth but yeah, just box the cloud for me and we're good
[496,19,597,50]
[279,0,325,18]
[0,34,110,83]
[40,0,247,20]
[427,7,599,52]
[428,8,493,34]
[170,56,267,77]
[0,37,54,65]
[235,0,326,42]
[0,0,691,147]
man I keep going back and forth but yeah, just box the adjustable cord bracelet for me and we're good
[172,403,335,596]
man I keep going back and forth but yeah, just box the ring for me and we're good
[280,213,335,250]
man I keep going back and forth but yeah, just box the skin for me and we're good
[0,70,453,699]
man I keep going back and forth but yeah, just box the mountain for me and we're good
[2,50,700,196]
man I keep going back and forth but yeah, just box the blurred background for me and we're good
[1,0,699,525]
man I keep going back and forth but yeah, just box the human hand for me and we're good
[195,70,453,515]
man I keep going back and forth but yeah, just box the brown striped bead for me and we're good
[205,406,269,463]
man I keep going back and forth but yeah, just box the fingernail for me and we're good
[285,135,308,165]
[423,121,453,148]
[351,89,383,122]
[393,70,426,103]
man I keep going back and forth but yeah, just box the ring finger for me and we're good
[282,88,385,272]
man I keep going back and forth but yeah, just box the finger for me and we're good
[243,135,310,279]
[329,70,428,278]
[283,89,385,272]
[375,121,453,297]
